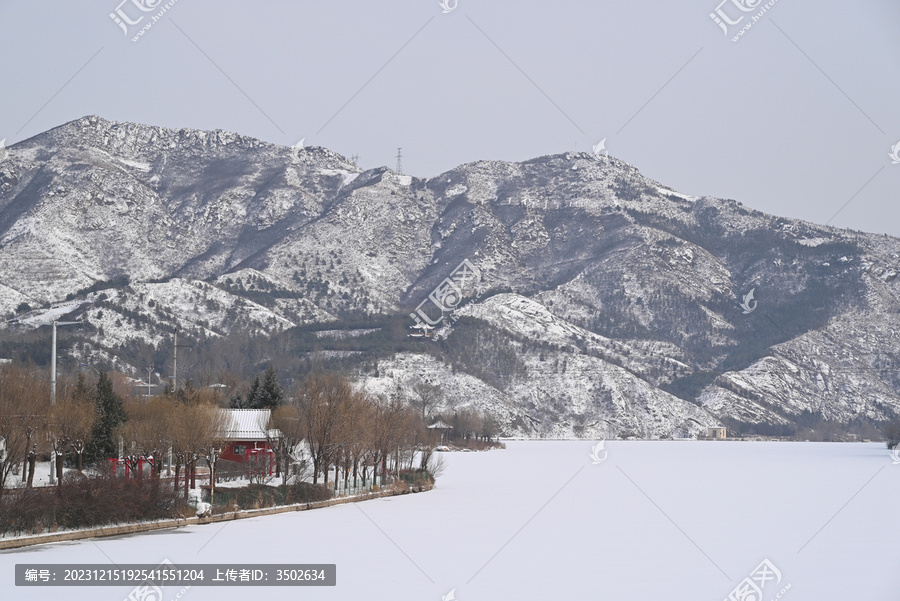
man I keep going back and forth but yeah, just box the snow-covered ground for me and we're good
[5,461,58,488]
[2,441,899,600]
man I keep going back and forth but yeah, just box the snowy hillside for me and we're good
[1,116,900,437]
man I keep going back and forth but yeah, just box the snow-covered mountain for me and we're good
[2,115,899,438]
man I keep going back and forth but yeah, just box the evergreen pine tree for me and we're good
[245,376,261,408]
[257,365,283,409]
[228,391,246,409]
[84,372,127,463]
[72,372,91,403]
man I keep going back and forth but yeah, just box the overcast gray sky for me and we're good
[2,0,898,235]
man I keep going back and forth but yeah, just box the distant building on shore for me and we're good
[219,409,280,474]
[707,427,727,439]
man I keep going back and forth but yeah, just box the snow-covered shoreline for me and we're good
[2,441,896,600]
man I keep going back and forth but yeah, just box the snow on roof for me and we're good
[219,409,272,441]
[427,420,452,429]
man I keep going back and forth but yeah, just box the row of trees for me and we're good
[0,364,231,498]
[1,362,491,498]
[0,365,48,497]
[267,374,503,488]
[0,367,107,497]
[436,407,501,443]
[115,395,225,499]
[106,371,432,501]
[0,365,151,496]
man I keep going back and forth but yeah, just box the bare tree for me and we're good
[26,444,37,488]
[481,412,500,442]
[200,408,228,504]
[370,392,416,484]
[168,412,187,493]
[452,408,482,442]
[343,395,374,490]
[162,401,220,499]
[175,403,222,499]
[297,373,356,484]
[412,382,442,421]
[269,403,305,485]
[0,365,48,497]
[67,374,95,472]
[117,397,179,482]
[51,384,95,478]
[323,389,375,493]
[421,449,446,479]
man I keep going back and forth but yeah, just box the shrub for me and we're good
[398,469,433,486]
[212,482,332,511]
[0,474,179,537]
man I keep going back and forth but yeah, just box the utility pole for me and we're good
[50,317,82,487]
[50,320,81,405]
[395,148,402,175]
[49,318,81,485]
[171,329,191,392]
[147,367,152,398]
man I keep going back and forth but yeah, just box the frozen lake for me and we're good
[2,440,899,600]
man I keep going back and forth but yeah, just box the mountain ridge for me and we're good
[1,115,898,439]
